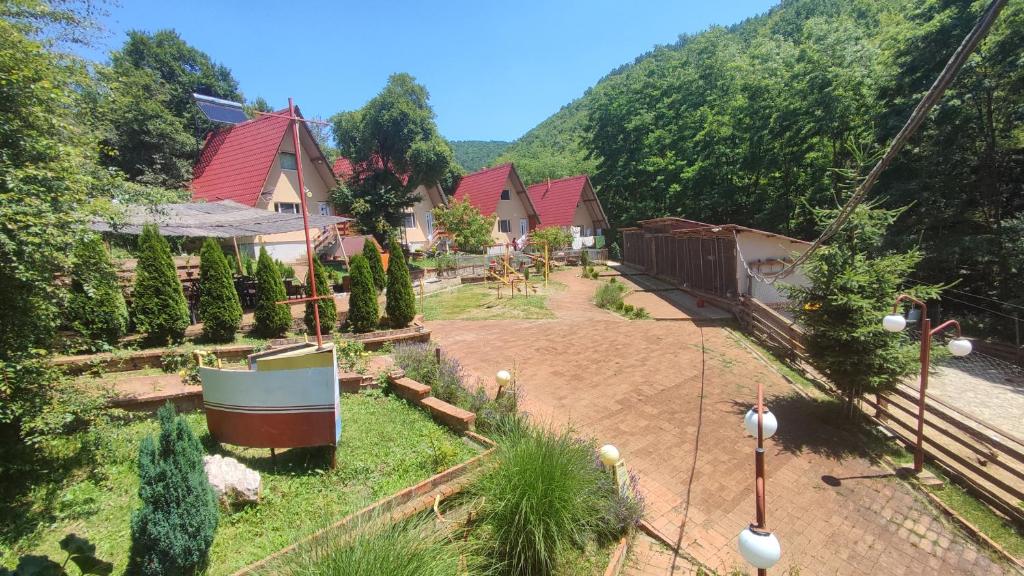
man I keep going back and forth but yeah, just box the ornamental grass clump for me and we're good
[281,515,472,576]
[199,237,242,342]
[127,403,218,576]
[131,224,190,344]
[470,422,616,575]
[594,278,626,310]
[254,246,291,337]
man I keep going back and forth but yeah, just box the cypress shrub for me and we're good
[131,224,190,344]
[254,246,292,337]
[385,238,416,328]
[68,234,128,345]
[346,254,378,333]
[199,238,242,342]
[304,258,337,335]
[127,403,218,576]
[362,240,385,293]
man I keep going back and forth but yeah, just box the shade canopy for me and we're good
[90,200,350,238]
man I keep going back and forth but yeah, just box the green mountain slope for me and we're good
[450,140,511,172]
[496,98,596,185]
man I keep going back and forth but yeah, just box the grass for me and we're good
[418,283,556,321]
[0,393,477,575]
[922,471,1024,559]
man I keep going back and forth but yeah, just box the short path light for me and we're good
[599,444,620,469]
[737,380,780,575]
[883,295,971,475]
[495,369,512,388]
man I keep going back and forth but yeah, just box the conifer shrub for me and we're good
[346,254,379,333]
[304,258,337,335]
[68,234,128,346]
[362,240,385,292]
[131,224,190,344]
[199,238,242,342]
[254,246,292,337]
[127,403,218,576]
[385,238,416,328]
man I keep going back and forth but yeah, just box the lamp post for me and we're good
[883,294,972,474]
[737,381,781,575]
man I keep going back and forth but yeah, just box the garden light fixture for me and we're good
[738,525,782,570]
[883,294,971,474]
[495,369,512,388]
[598,444,620,468]
[737,376,780,574]
[744,408,778,439]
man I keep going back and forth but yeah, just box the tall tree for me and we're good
[331,73,459,241]
[98,29,241,188]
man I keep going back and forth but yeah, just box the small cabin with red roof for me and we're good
[331,157,446,252]
[452,163,539,248]
[527,175,609,248]
[191,106,338,262]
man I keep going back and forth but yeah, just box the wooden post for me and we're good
[231,236,244,275]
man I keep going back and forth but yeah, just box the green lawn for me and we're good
[418,283,557,321]
[0,393,477,575]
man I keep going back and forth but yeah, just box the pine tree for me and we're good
[304,258,337,335]
[253,246,292,337]
[346,254,379,333]
[385,237,416,328]
[68,235,128,346]
[362,240,385,293]
[199,238,242,342]
[127,403,218,576]
[131,224,190,344]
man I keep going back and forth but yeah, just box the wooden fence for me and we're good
[737,296,1024,524]
[622,231,738,299]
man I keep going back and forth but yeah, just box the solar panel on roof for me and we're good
[193,93,248,124]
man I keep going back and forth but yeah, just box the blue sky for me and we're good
[81,0,778,141]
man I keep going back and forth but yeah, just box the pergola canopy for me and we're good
[90,200,350,238]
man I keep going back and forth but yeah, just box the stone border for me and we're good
[603,534,634,576]
[231,431,496,576]
[55,344,258,375]
[342,324,431,351]
[387,370,476,433]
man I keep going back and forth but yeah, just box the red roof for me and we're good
[191,110,292,206]
[332,156,409,186]
[452,163,517,216]
[526,175,592,227]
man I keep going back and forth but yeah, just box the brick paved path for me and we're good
[429,270,1015,575]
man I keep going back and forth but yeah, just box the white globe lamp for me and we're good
[948,338,972,357]
[598,444,620,468]
[495,369,512,388]
[882,314,907,333]
[744,408,778,439]
[738,525,782,570]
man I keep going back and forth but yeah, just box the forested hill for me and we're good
[450,140,511,172]
[498,0,1023,321]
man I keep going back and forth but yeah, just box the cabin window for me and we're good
[318,202,331,216]
[279,152,298,170]
[275,202,301,214]
[402,213,415,228]
[500,189,511,200]
[498,219,511,233]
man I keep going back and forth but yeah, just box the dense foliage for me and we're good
[331,73,460,240]
[431,198,493,254]
[504,0,1024,338]
[253,246,292,337]
[67,235,129,346]
[529,226,573,251]
[304,258,337,335]
[127,403,217,576]
[785,205,936,411]
[131,225,190,344]
[198,238,241,342]
[450,140,511,172]
[384,238,416,328]
[346,254,379,333]
[361,240,385,292]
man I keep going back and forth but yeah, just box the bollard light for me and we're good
[738,525,782,569]
[744,408,778,439]
[496,369,512,388]
[947,338,972,357]
[598,444,620,468]
[882,314,907,332]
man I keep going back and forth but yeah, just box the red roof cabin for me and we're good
[452,163,539,249]
[527,175,609,247]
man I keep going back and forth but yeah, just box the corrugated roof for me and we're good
[191,110,291,206]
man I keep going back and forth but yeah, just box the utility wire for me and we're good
[752,0,1009,284]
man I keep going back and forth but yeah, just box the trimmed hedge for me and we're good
[346,254,379,333]
[131,224,190,344]
[385,237,416,328]
[68,234,128,345]
[199,238,242,342]
[253,246,292,337]
[362,240,385,292]
[304,258,337,335]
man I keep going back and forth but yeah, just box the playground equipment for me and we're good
[487,244,541,298]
